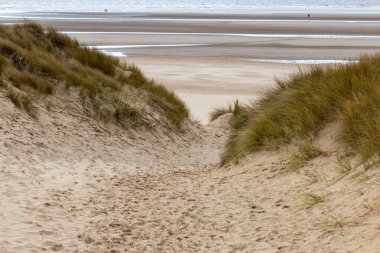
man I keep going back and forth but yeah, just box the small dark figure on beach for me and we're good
[308,13,310,19]
[104,9,108,13]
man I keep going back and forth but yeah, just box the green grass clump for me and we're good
[222,56,380,164]
[148,84,189,127]
[6,87,37,117]
[209,100,245,122]
[125,65,189,127]
[0,37,24,57]
[46,29,118,76]
[0,55,5,72]
[46,28,78,49]
[287,141,323,172]
[303,192,325,209]
[8,68,54,94]
[70,46,118,76]
[0,21,189,128]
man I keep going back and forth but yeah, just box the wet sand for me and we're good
[6,12,380,61]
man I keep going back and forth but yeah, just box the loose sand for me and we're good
[0,87,225,252]
[83,122,380,253]
[1,12,380,253]
[123,56,297,123]
[2,92,380,252]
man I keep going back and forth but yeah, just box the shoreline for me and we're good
[5,12,380,18]
[1,13,378,122]
[4,10,380,16]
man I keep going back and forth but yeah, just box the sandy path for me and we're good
[82,122,380,253]
[0,87,224,252]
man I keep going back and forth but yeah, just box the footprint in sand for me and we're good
[39,230,56,236]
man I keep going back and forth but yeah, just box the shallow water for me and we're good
[247,59,359,64]
[1,0,380,14]
[89,44,210,49]
[65,31,380,40]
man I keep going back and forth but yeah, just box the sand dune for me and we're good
[1,13,380,253]
[0,86,223,252]
[70,120,380,253]
[2,86,380,252]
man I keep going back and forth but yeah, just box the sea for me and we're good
[0,0,380,14]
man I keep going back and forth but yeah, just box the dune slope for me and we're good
[79,120,380,253]
[0,73,226,252]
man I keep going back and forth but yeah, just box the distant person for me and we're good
[104,9,108,13]
[307,13,310,19]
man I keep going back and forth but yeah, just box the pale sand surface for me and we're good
[2,13,380,253]
[3,94,380,252]
[0,88,224,252]
[83,121,380,252]
[123,56,297,123]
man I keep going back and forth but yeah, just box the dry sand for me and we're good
[83,122,380,253]
[0,87,225,252]
[1,12,380,253]
[2,91,380,252]
[123,56,297,123]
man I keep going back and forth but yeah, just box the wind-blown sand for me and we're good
[0,87,225,252]
[1,12,380,253]
[83,122,380,253]
[2,94,380,252]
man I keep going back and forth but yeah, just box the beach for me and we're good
[2,12,378,122]
[123,57,296,122]
[70,12,380,122]
[2,10,380,252]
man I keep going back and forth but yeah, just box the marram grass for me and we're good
[223,56,380,164]
[0,21,188,128]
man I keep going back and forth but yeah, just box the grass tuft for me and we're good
[0,55,5,72]
[8,67,55,94]
[46,28,78,49]
[210,100,245,122]
[298,141,324,160]
[287,141,323,172]
[6,87,37,117]
[303,192,325,209]
[126,65,189,127]
[222,56,380,163]
[0,22,189,128]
